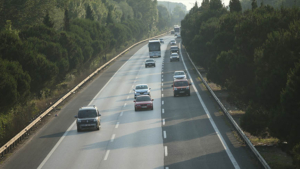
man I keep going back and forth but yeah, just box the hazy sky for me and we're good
[158,0,230,11]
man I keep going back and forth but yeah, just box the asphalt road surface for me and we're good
[1,35,260,169]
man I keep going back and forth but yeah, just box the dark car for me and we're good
[145,59,156,68]
[75,105,101,132]
[134,95,154,111]
[172,79,191,97]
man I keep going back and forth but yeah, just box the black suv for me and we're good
[74,105,101,132]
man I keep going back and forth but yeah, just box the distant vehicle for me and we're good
[145,59,156,68]
[171,30,175,34]
[174,25,180,34]
[170,53,180,62]
[170,46,179,54]
[170,40,176,45]
[133,84,151,99]
[172,79,191,97]
[160,38,164,44]
[173,71,186,79]
[176,34,181,38]
[74,105,101,132]
[148,39,161,58]
[175,33,178,36]
[134,95,154,111]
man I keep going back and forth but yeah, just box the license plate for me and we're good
[142,106,147,108]
[180,91,185,93]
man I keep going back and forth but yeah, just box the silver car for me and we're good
[170,53,180,62]
[133,84,151,99]
[145,59,156,68]
[170,40,176,45]
[173,71,186,79]
[75,105,101,132]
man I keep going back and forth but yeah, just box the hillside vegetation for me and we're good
[0,0,183,148]
[181,1,300,167]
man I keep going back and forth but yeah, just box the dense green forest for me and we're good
[157,1,187,25]
[0,0,179,148]
[181,0,300,166]
[241,0,300,10]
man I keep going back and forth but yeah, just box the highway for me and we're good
[0,35,260,169]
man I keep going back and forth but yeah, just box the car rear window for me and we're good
[78,110,97,118]
[174,81,189,87]
[146,60,154,62]
[136,85,148,89]
[136,96,151,102]
[175,72,184,75]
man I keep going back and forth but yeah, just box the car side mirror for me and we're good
[149,88,151,90]
[171,85,173,87]
[189,83,192,85]
[151,99,154,101]
[133,100,136,102]
[98,114,101,116]
[74,116,78,118]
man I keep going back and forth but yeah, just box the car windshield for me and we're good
[171,54,178,56]
[146,60,154,62]
[136,85,148,89]
[136,96,151,102]
[174,81,189,87]
[149,42,160,51]
[78,110,97,118]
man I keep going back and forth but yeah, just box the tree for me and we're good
[229,0,242,12]
[200,0,210,11]
[43,11,54,28]
[64,9,70,31]
[251,0,258,10]
[210,0,223,10]
[106,5,114,24]
[86,4,94,21]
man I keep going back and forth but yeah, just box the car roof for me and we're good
[171,53,179,55]
[170,46,178,48]
[146,59,154,61]
[175,70,185,73]
[79,105,97,110]
[136,84,148,86]
[149,40,160,43]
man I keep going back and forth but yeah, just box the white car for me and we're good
[145,59,156,68]
[133,84,151,99]
[173,71,186,79]
[170,40,176,45]
[170,53,179,62]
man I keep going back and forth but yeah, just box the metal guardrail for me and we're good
[0,32,168,157]
[181,44,271,169]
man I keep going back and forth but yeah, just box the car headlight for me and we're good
[77,119,81,123]
[93,119,97,122]
[174,87,178,90]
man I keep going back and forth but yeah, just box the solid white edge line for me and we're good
[115,122,119,129]
[37,121,76,169]
[164,146,168,156]
[110,134,115,142]
[163,119,165,125]
[163,131,167,139]
[104,150,110,160]
[179,42,240,169]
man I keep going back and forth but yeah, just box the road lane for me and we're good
[161,37,259,168]
[35,36,173,169]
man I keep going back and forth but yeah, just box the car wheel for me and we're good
[77,127,81,132]
[151,107,153,110]
[170,60,172,62]
[135,108,137,111]
[174,92,176,97]
[154,64,156,67]
[188,92,190,96]
[96,125,100,130]
[145,66,147,68]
